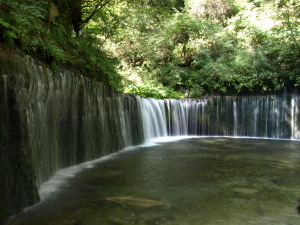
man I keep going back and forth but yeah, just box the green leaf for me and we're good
[0,18,11,28]
[5,30,18,39]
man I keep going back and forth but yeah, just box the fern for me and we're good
[0,17,19,46]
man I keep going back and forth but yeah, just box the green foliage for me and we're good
[99,0,300,97]
[1,0,299,97]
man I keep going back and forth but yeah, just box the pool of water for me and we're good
[5,138,300,225]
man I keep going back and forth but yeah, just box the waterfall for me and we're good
[156,95,299,139]
[0,48,300,221]
[1,53,300,186]
[137,97,168,140]
[291,96,299,139]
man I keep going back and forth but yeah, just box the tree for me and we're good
[165,12,202,63]
[186,0,234,23]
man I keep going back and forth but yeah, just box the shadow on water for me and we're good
[4,138,300,225]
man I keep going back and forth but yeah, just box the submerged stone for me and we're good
[104,196,170,209]
[232,188,259,194]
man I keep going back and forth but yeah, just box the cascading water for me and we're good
[165,99,189,135]
[137,97,168,140]
[1,53,300,184]
[233,100,238,136]
[11,58,146,185]
[161,95,299,139]
[2,55,300,185]
[291,96,299,139]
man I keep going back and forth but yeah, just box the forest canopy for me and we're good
[0,0,299,98]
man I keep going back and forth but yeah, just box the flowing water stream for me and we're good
[5,138,300,225]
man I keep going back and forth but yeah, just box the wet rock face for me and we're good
[0,46,39,224]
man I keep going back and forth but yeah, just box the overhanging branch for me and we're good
[79,0,112,29]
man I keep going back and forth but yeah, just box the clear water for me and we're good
[5,138,300,225]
